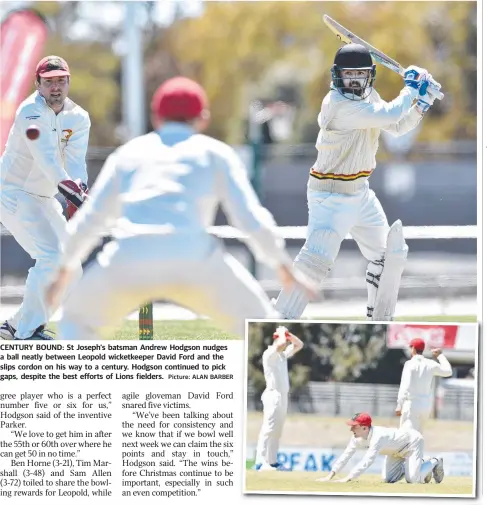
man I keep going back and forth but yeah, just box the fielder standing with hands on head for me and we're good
[395,338,453,433]
[254,326,304,471]
[0,56,90,341]
[275,43,442,322]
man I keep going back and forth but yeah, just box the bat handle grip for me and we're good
[429,85,444,101]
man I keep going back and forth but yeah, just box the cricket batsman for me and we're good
[0,56,90,340]
[45,77,317,339]
[255,326,303,471]
[396,338,453,433]
[275,43,441,321]
[318,412,444,484]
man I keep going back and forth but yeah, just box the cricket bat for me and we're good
[323,15,444,100]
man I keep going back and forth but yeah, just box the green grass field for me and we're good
[46,314,476,340]
[245,471,474,496]
[45,320,238,340]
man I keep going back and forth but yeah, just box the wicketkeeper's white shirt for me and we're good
[309,85,423,192]
[396,354,453,410]
[331,426,418,480]
[0,91,90,199]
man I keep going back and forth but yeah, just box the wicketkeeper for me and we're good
[0,56,90,340]
[396,338,453,433]
[254,326,303,471]
[318,412,444,484]
[275,43,441,321]
[45,78,317,339]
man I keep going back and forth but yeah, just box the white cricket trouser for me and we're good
[274,181,389,319]
[58,234,276,339]
[400,398,432,433]
[0,190,82,338]
[307,182,389,263]
[255,389,288,466]
[382,430,435,483]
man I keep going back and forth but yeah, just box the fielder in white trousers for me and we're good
[0,82,90,340]
[396,341,453,433]
[58,234,277,339]
[255,327,303,470]
[1,194,82,336]
[318,413,444,484]
[46,78,317,339]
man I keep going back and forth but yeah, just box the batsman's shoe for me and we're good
[432,458,444,483]
[424,472,432,484]
[254,463,262,471]
[0,321,16,340]
[14,325,55,341]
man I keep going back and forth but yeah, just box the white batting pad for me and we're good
[372,220,408,321]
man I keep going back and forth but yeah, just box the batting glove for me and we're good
[416,76,438,115]
[58,179,88,219]
[403,65,429,98]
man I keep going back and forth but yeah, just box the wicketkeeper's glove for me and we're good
[58,179,89,220]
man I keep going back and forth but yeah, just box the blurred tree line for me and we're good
[247,322,407,398]
[27,1,476,146]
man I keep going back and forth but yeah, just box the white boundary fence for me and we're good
[208,225,477,294]
[1,225,477,297]
[1,224,477,240]
[208,224,477,241]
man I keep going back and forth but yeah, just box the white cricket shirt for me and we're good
[332,426,418,480]
[1,91,90,201]
[262,344,296,394]
[60,123,290,270]
[309,85,423,193]
[397,354,453,410]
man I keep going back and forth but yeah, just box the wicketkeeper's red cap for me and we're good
[346,412,372,427]
[409,338,425,352]
[151,77,208,121]
[36,56,70,79]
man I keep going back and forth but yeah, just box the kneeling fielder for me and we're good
[318,413,444,484]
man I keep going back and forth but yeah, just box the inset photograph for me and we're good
[244,321,477,497]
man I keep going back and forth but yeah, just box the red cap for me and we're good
[346,413,372,427]
[36,56,70,79]
[410,338,425,352]
[151,77,208,121]
[272,328,290,340]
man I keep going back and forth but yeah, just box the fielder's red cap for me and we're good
[410,338,425,352]
[346,412,372,427]
[36,56,70,79]
[272,330,290,340]
[151,77,208,121]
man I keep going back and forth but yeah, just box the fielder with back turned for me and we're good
[45,78,317,339]
[275,44,441,321]
[396,338,453,433]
